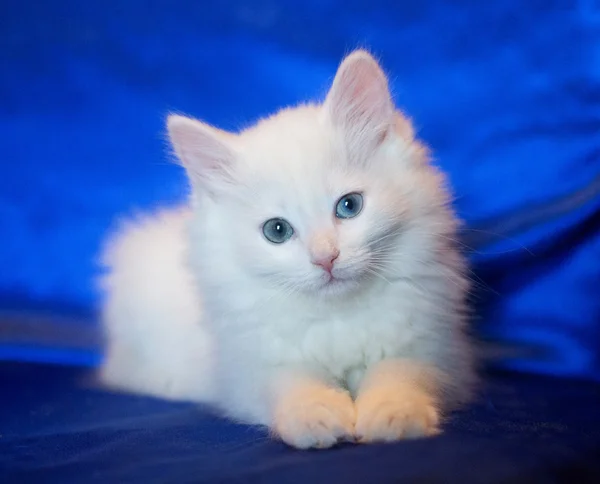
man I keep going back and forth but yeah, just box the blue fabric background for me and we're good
[1,1,599,379]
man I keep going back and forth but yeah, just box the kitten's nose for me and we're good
[311,249,340,273]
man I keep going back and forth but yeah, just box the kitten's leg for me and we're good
[270,371,356,449]
[354,359,441,442]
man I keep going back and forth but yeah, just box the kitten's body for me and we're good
[99,52,476,448]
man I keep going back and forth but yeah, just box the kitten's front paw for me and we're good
[355,388,440,443]
[273,387,355,449]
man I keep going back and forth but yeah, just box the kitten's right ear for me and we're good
[325,50,396,164]
[167,114,236,194]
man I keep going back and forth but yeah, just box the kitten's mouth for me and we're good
[325,271,341,282]
[321,272,355,291]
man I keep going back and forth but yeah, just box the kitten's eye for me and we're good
[335,192,364,219]
[262,218,294,244]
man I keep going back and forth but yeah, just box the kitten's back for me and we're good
[99,208,214,402]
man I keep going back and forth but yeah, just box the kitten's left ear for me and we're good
[325,50,395,159]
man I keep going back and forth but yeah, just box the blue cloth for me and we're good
[1,2,599,377]
[1,363,599,483]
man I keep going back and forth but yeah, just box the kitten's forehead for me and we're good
[232,105,361,226]
[238,105,339,184]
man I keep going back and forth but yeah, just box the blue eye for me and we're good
[262,218,294,244]
[335,192,363,219]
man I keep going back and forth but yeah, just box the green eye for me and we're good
[262,218,294,244]
[335,192,363,219]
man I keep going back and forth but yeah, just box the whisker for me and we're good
[364,266,392,285]
[368,252,494,299]
[419,224,536,256]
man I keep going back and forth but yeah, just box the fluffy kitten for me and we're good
[99,50,476,449]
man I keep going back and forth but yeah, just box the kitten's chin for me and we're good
[315,274,362,297]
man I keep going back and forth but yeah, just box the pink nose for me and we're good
[311,250,340,273]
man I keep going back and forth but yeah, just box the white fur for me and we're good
[98,50,477,449]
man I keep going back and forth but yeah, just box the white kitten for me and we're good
[99,50,477,449]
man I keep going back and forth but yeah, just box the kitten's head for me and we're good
[168,50,456,299]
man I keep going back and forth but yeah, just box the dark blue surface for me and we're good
[0,363,599,483]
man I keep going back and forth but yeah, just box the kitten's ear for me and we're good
[325,50,395,158]
[167,114,236,194]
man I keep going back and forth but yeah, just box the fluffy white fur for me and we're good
[99,50,477,449]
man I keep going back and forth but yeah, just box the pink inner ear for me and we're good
[340,66,388,117]
[326,53,394,155]
[167,115,237,194]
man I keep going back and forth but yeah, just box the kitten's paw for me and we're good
[355,388,440,443]
[273,387,356,449]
